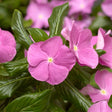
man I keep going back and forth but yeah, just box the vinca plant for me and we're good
[0,0,112,112]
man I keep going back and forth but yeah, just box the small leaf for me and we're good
[108,95,112,109]
[48,3,69,37]
[90,74,99,89]
[0,75,31,99]
[3,58,28,76]
[55,81,92,112]
[11,9,33,49]
[96,49,106,56]
[4,89,51,112]
[27,28,49,42]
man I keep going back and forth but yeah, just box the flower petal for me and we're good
[40,36,63,57]
[88,101,112,112]
[95,70,112,96]
[46,63,69,85]
[81,85,109,103]
[54,45,76,70]
[70,23,80,48]
[28,61,49,81]
[78,47,98,69]
[27,42,48,67]
[0,46,16,63]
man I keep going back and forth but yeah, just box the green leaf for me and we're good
[3,58,28,76]
[48,3,69,37]
[48,104,65,112]
[0,64,9,76]
[4,89,51,112]
[23,19,33,28]
[96,49,106,56]
[11,9,33,49]
[27,28,49,42]
[108,95,112,109]
[0,75,31,99]
[90,74,99,89]
[55,81,92,112]
[89,16,112,33]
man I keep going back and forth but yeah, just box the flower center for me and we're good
[38,14,43,19]
[48,57,53,63]
[100,89,107,95]
[80,4,85,9]
[74,45,78,51]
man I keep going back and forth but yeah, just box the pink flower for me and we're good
[25,1,52,28]
[61,17,92,41]
[97,28,112,69]
[102,0,112,18]
[0,29,16,63]
[88,101,112,112]
[69,0,96,15]
[69,23,98,69]
[81,70,112,103]
[27,36,75,85]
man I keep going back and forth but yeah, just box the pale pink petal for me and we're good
[95,70,112,96]
[88,101,112,112]
[27,42,48,66]
[40,36,63,57]
[29,61,49,81]
[54,45,76,70]
[0,46,16,63]
[46,63,69,85]
[96,28,105,50]
[61,27,70,41]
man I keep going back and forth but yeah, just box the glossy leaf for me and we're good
[27,28,49,42]
[11,9,33,49]
[0,75,31,99]
[4,58,28,76]
[108,95,112,109]
[96,49,106,56]
[48,3,69,37]
[4,89,51,112]
[55,81,92,112]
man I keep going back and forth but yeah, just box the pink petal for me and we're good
[78,29,92,45]
[0,29,16,47]
[91,36,97,46]
[0,46,16,63]
[28,61,49,81]
[102,1,112,18]
[70,23,80,49]
[46,63,69,85]
[100,34,112,68]
[54,45,76,70]
[40,36,63,57]
[95,70,112,96]
[88,101,112,112]
[78,47,98,69]
[27,42,48,67]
